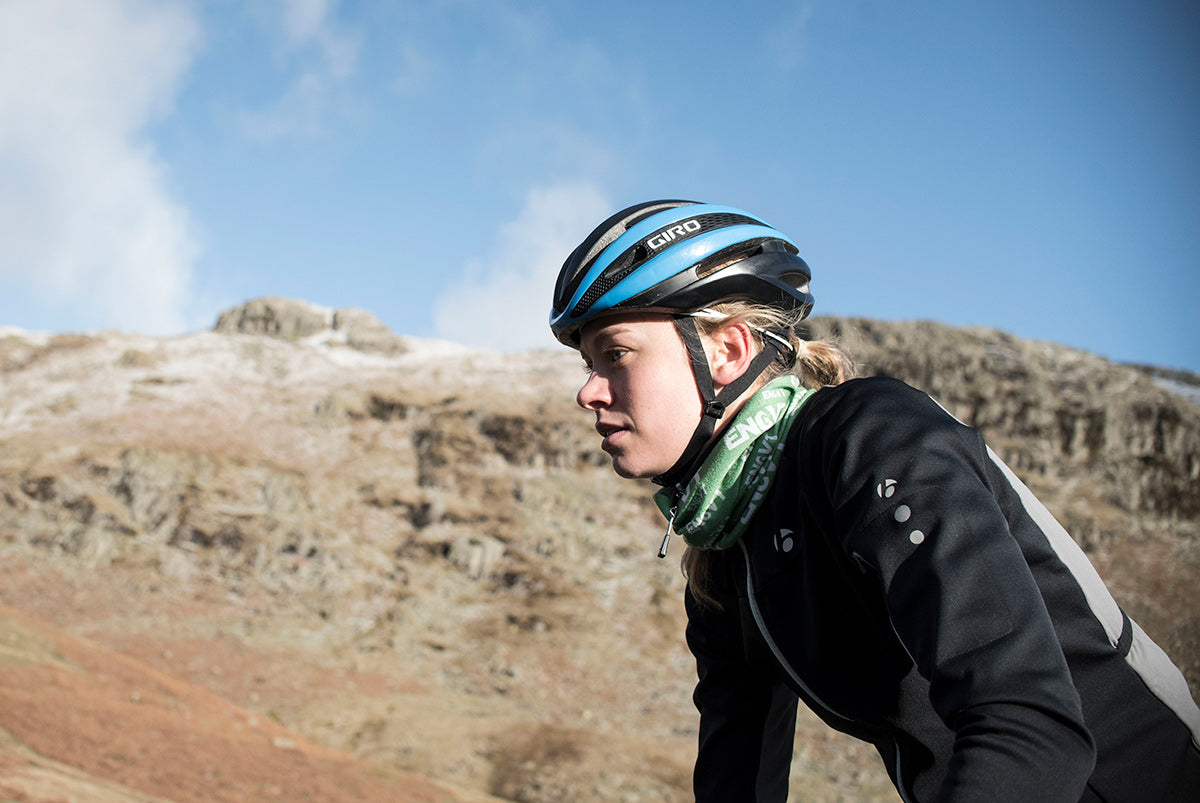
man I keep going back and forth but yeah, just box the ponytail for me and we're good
[795,337,855,388]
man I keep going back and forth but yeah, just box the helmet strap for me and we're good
[652,316,789,488]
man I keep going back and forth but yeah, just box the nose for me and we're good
[576,370,610,410]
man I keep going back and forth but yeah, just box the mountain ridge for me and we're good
[1,297,1195,802]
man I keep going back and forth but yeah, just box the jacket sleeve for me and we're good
[812,378,1097,802]
[686,579,798,803]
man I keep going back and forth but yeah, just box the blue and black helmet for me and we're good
[551,200,817,495]
[550,200,814,347]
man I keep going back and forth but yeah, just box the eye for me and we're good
[605,347,629,365]
[580,342,630,374]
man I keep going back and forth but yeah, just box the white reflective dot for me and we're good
[894,505,911,523]
[909,530,925,545]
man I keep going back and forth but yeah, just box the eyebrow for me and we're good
[580,326,627,360]
[588,323,637,344]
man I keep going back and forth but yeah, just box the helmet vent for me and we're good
[695,238,770,278]
[642,213,760,257]
[688,212,760,232]
[574,245,646,315]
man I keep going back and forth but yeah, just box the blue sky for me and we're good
[1,1,1197,371]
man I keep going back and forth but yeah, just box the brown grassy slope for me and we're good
[0,600,504,803]
[0,310,1195,802]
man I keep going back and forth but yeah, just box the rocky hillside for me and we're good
[0,298,1196,802]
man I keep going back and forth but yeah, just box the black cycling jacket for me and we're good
[686,377,1200,802]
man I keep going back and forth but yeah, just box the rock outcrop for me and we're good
[214,296,410,354]
[0,302,1195,803]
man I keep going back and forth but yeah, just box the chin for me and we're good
[610,460,642,480]
[609,457,666,481]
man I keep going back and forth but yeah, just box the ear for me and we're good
[707,320,757,391]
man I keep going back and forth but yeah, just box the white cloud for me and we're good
[239,0,360,140]
[434,182,611,351]
[389,42,434,96]
[765,1,816,72]
[0,0,202,334]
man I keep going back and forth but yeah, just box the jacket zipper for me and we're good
[658,502,679,559]
[737,538,913,803]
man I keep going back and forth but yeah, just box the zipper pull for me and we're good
[658,504,679,559]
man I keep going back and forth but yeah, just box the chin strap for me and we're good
[651,312,795,490]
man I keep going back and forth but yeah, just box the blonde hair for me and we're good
[680,299,855,607]
[687,299,854,389]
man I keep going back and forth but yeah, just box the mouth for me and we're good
[596,422,627,449]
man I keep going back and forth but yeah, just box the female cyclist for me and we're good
[549,199,1200,802]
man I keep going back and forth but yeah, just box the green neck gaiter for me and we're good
[654,376,815,550]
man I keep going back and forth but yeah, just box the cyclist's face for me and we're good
[576,314,702,479]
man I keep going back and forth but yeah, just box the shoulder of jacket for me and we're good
[813,375,920,403]
[786,376,966,466]
[796,375,927,429]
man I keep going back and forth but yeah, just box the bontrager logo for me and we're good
[647,220,701,250]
